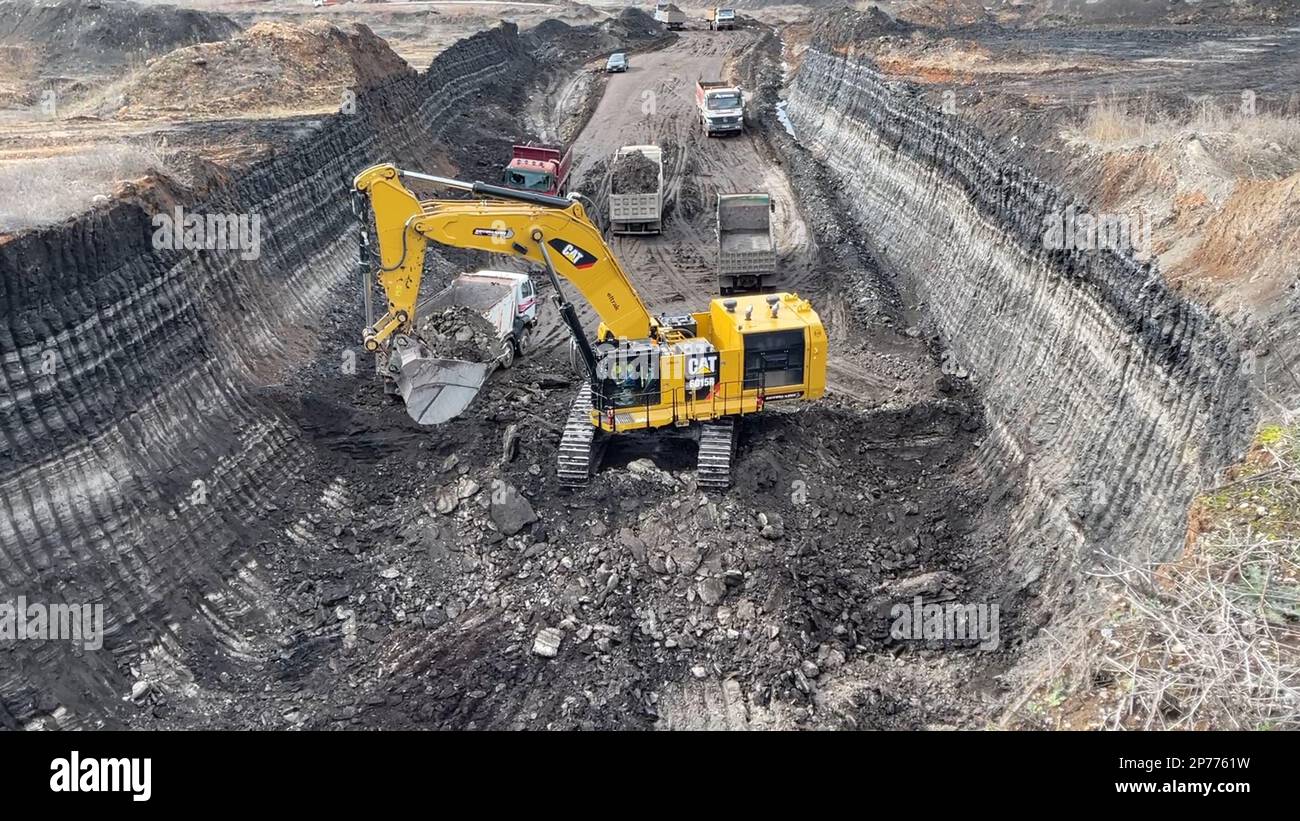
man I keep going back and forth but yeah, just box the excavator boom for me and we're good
[354,164,658,350]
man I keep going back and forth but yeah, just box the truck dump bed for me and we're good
[654,3,686,28]
[421,274,516,336]
[609,145,664,235]
[717,193,776,294]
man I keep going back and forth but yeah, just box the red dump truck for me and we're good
[503,144,572,197]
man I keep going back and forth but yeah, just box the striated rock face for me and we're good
[0,24,534,727]
[785,41,1255,605]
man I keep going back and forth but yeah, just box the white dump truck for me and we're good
[608,145,664,235]
[392,270,539,424]
[654,2,687,30]
[696,79,744,136]
[708,7,736,30]
[717,192,776,295]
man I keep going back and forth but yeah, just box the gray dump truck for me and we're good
[609,145,664,235]
[716,192,776,295]
[654,2,687,30]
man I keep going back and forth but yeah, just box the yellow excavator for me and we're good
[352,162,827,487]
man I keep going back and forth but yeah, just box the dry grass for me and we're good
[0,138,170,233]
[876,39,1091,82]
[1076,93,1300,154]
[1093,424,1300,729]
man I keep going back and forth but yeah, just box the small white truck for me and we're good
[608,145,664,235]
[696,80,744,136]
[717,193,776,295]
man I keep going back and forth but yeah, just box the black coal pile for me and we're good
[418,306,500,362]
[0,0,241,74]
[284,393,1026,731]
[611,150,659,194]
[524,7,671,64]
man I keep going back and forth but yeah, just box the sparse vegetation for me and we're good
[1095,423,1300,729]
[1073,92,1300,156]
[0,139,170,232]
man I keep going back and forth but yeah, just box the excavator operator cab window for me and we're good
[743,329,805,390]
[595,343,661,410]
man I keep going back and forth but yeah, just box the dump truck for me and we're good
[384,270,538,424]
[696,80,744,136]
[608,145,663,235]
[654,2,687,30]
[717,193,776,295]
[708,8,736,30]
[503,144,571,197]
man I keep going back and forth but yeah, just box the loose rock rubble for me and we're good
[418,305,501,363]
[611,149,660,194]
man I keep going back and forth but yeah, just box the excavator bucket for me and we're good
[389,339,492,426]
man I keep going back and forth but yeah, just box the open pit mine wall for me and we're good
[0,25,534,727]
[785,45,1254,599]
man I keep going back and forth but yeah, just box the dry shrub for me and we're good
[1077,93,1300,154]
[1095,425,1300,729]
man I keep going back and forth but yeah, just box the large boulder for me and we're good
[490,479,537,536]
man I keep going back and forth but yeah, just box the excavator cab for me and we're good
[595,340,662,410]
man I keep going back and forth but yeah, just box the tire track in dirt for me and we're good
[566,30,816,314]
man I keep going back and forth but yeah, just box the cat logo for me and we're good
[686,353,717,377]
[685,352,718,391]
[548,238,598,269]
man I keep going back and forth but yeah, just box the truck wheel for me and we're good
[500,337,516,369]
[515,329,530,359]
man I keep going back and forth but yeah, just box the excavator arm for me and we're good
[353,163,659,354]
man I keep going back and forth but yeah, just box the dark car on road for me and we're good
[605,52,629,73]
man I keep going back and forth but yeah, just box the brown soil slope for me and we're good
[110,19,413,119]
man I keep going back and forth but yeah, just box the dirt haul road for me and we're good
[533,34,806,351]
[526,28,898,401]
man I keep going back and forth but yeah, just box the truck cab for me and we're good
[503,144,572,196]
[709,8,736,30]
[696,81,744,136]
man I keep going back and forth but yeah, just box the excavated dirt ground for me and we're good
[4,1,1294,731]
[99,23,1018,731]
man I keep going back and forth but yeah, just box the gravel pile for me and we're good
[418,306,500,362]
